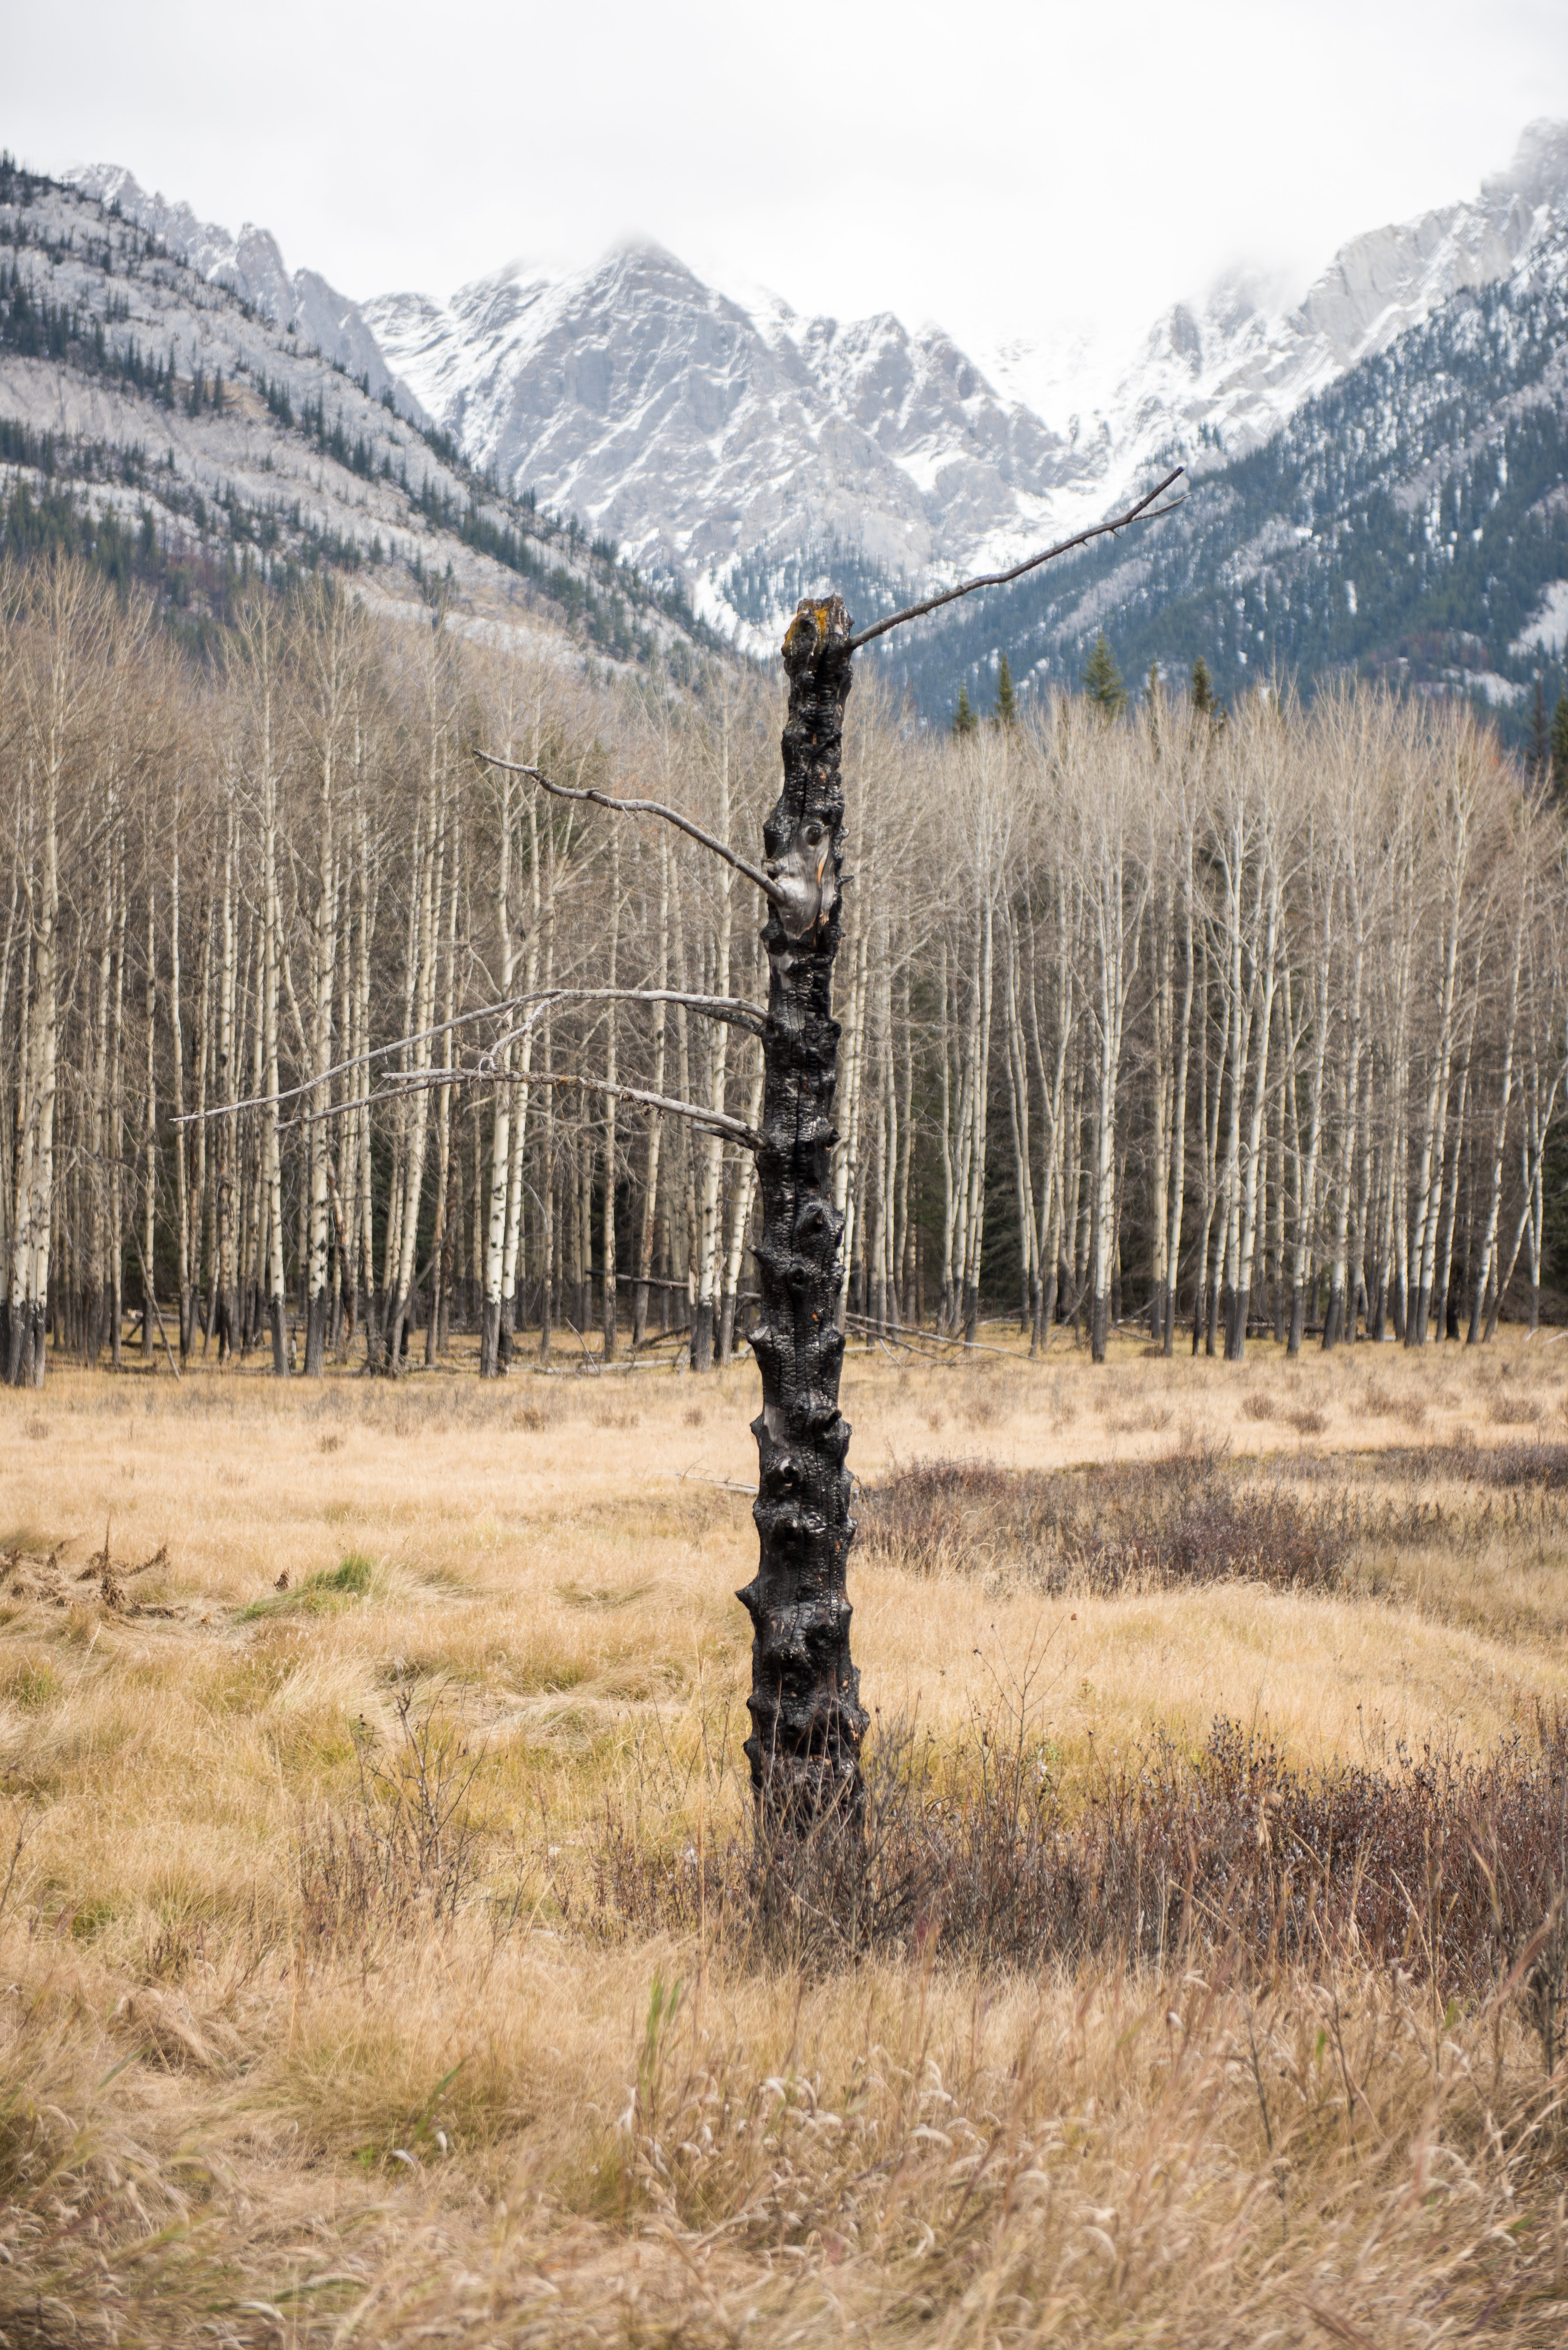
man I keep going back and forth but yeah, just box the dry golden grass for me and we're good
[2,1326,1568,2344]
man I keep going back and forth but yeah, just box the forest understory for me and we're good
[4,1334,1568,2344]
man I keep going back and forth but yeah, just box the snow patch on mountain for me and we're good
[1511,578,1568,658]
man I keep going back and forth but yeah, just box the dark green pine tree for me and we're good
[1551,693,1568,798]
[952,683,979,737]
[993,653,1017,728]
[1191,654,1223,724]
[1531,676,1550,780]
[1082,631,1127,716]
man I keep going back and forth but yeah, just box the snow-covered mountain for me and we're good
[0,164,714,673]
[356,120,1568,642]
[362,247,1086,635]
[32,120,1568,679]
[984,116,1568,512]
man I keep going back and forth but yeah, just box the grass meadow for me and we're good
[4,1327,1568,2343]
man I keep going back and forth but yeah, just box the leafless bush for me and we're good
[572,1694,1568,2066]
[295,1686,487,1952]
[1240,1391,1278,1423]
[1491,1391,1546,1426]
[855,1446,1355,1593]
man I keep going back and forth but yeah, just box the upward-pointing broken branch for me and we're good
[843,467,1186,651]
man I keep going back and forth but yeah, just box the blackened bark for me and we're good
[739,599,867,1825]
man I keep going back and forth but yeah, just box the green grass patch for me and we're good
[238,1552,376,1622]
[0,1657,62,1709]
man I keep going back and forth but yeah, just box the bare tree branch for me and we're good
[367,1065,760,1151]
[172,991,523,1125]
[478,753,787,907]
[180,985,765,1127]
[477,986,765,1070]
[843,468,1186,651]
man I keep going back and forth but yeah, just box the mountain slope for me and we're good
[0,161,718,672]
[363,245,1079,633]
[362,120,1568,655]
[62,162,427,423]
[872,208,1568,726]
[984,120,1568,517]
[27,122,1568,718]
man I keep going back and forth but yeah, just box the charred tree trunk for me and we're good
[740,598,867,1825]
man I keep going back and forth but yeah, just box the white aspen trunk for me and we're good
[481,761,515,1375]
[108,863,127,1371]
[937,941,957,1332]
[1289,861,1336,1353]
[1001,903,1037,1336]
[1323,919,1367,1350]
[632,834,669,1349]
[140,889,157,1357]
[961,889,995,1345]
[719,1050,764,1362]
[1409,796,1469,1344]
[1469,883,1526,1341]
[255,625,289,1378]
[169,831,194,1356]
[1433,980,1477,1341]
[426,802,460,1365]
[1162,823,1195,1354]
[601,825,621,1360]
[1229,869,1280,1361]
[831,918,870,1341]
[531,807,554,1362]
[389,786,444,1368]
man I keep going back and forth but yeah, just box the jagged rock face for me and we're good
[62,164,422,417]
[365,245,1075,602]
[362,121,1568,639]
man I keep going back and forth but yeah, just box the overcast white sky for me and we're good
[9,0,1568,360]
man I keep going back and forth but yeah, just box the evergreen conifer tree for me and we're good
[1531,676,1550,780]
[1082,631,1127,716]
[952,683,979,737]
[1551,692,1568,798]
[994,653,1017,728]
[1191,654,1223,724]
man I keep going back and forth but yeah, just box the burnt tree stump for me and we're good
[739,596,868,1823]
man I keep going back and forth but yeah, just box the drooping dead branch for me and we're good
[843,467,1186,651]
[477,754,788,908]
[317,1066,761,1153]
[177,987,765,1126]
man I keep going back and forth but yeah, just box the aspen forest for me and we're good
[1,551,1563,1391]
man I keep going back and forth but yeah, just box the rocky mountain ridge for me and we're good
[68,124,1568,652]
[0,163,716,674]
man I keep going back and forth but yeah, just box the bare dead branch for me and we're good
[182,985,765,1129]
[171,992,522,1125]
[843,468,1186,651]
[366,1065,760,1152]
[538,1073,759,1151]
[477,986,765,1070]
[478,753,787,907]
